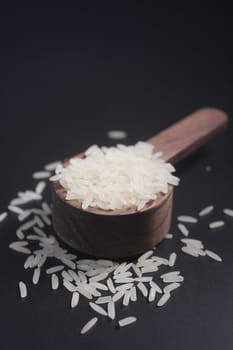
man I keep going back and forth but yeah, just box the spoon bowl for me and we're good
[52,107,228,258]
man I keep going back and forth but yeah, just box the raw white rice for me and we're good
[148,286,156,302]
[33,171,51,179]
[163,283,180,294]
[223,208,233,217]
[51,274,59,290]
[160,271,180,279]
[107,130,128,140]
[44,161,62,172]
[76,285,92,299]
[41,214,51,225]
[168,252,177,267]
[71,292,79,308]
[198,205,214,217]
[9,243,31,254]
[177,215,198,223]
[19,281,27,298]
[137,282,148,297]
[115,283,134,292]
[113,271,132,280]
[0,212,8,222]
[33,226,46,237]
[138,250,154,262]
[50,142,179,211]
[91,282,108,291]
[141,265,158,273]
[114,278,134,284]
[209,221,225,229]
[132,263,142,277]
[41,202,52,214]
[205,249,222,262]
[32,268,41,285]
[112,290,125,302]
[34,216,44,228]
[80,317,98,334]
[35,181,46,195]
[181,246,199,257]
[89,302,107,316]
[118,316,137,327]
[18,211,31,222]
[107,278,116,293]
[46,265,64,274]
[149,281,162,294]
[24,255,35,269]
[122,290,131,306]
[157,292,171,307]
[162,275,184,283]
[8,205,24,214]
[130,286,137,302]
[62,270,73,282]
[95,296,112,304]
[89,272,108,283]
[165,233,173,239]
[177,223,189,236]
[18,219,36,231]
[135,276,152,282]
[107,300,115,320]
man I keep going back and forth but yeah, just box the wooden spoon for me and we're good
[52,107,228,258]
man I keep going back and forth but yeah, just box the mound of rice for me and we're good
[50,142,179,211]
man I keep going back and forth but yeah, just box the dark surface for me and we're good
[0,4,233,350]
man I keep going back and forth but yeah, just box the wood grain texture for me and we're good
[147,107,228,163]
[52,185,173,258]
[51,107,228,257]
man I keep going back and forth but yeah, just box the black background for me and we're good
[0,3,233,350]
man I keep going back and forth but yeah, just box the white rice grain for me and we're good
[138,250,154,262]
[19,281,27,298]
[96,296,112,304]
[71,292,80,308]
[130,286,137,302]
[107,278,116,293]
[45,161,62,172]
[177,223,189,236]
[80,317,98,335]
[177,215,198,223]
[46,265,64,274]
[89,302,107,316]
[181,246,199,257]
[137,282,148,297]
[209,221,225,229]
[163,282,180,294]
[198,205,214,217]
[34,216,45,228]
[223,208,233,217]
[0,212,8,222]
[18,210,31,222]
[157,292,171,307]
[32,268,41,285]
[51,274,59,290]
[8,205,24,214]
[122,290,131,306]
[205,249,222,262]
[33,171,51,179]
[168,252,177,267]
[107,130,128,140]
[118,316,137,327]
[165,233,173,239]
[148,286,156,302]
[149,281,162,294]
[112,290,125,302]
[108,300,115,320]
[35,181,46,195]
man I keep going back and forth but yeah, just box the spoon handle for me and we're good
[147,107,228,163]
